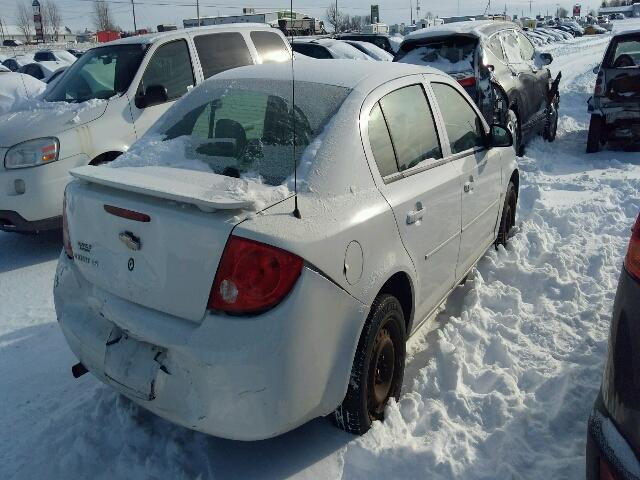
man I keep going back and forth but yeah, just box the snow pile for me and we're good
[0,73,46,114]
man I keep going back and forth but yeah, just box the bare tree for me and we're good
[325,3,342,32]
[15,1,32,43]
[557,7,569,17]
[43,1,62,41]
[93,0,115,31]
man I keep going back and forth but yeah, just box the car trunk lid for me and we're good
[66,165,291,322]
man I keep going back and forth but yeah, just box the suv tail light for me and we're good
[208,236,303,314]
[624,213,640,281]
[63,191,73,259]
[457,76,477,88]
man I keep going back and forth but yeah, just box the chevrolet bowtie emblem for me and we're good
[119,231,141,251]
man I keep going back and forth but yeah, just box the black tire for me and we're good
[333,294,406,435]
[543,95,559,142]
[507,108,524,156]
[586,115,604,153]
[496,181,517,248]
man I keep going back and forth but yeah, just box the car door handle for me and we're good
[406,203,424,225]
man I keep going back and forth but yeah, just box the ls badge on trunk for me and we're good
[119,231,141,251]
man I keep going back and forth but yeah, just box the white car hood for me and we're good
[0,98,108,147]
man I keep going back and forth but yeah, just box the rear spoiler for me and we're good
[70,165,272,212]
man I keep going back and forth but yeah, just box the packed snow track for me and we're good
[1,21,640,479]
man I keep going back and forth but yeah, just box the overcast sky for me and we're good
[0,0,602,32]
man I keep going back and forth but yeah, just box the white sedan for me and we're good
[55,61,518,440]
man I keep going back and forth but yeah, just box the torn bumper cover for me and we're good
[54,253,367,440]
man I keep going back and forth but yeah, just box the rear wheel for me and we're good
[586,115,604,153]
[496,181,517,248]
[333,294,406,435]
[506,109,524,156]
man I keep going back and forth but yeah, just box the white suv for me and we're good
[56,61,518,440]
[0,24,291,232]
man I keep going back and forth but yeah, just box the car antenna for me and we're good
[290,0,302,219]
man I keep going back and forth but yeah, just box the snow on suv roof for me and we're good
[106,23,276,46]
[211,59,444,92]
[404,20,518,42]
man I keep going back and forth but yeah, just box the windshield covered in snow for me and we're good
[45,44,146,103]
[129,79,351,186]
[395,36,477,74]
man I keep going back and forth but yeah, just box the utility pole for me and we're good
[416,0,420,20]
[131,0,137,32]
[529,0,533,16]
[197,0,200,26]
[410,0,413,25]
[335,0,338,32]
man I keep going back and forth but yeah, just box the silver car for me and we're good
[55,61,518,440]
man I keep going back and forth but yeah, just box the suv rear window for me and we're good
[395,36,477,75]
[194,32,253,79]
[606,35,640,68]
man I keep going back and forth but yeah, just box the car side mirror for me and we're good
[593,65,600,74]
[136,85,168,109]
[489,124,513,148]
[540,52,553,65]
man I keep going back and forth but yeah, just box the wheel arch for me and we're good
[89,151,123,166]
[377,271,415,334]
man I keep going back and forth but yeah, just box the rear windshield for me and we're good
[45,44,146,103]
[395,36,477,74]
[127,79,351,186]
[606,35,640,68]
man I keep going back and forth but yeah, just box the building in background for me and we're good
[183,10,305,28]
[598,3,640,18]
[0,24,76,43]
[362,23,389,34]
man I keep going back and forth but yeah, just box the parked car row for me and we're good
[1,48,77,82]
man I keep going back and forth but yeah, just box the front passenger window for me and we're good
[516,32,535,62]
[432,82,486,154]
[141,40,194,101]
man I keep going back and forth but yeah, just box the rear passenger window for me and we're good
[516,32,535,61]
[194,32,253,79]
[378,84,442,172]
[250,31,290,63]
[488,34,505,62]
[432,82,486,154]
[141,40,194,101]
[368,103,397,177]
[502,32,523,64]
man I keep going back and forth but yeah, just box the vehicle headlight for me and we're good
[4,137,59,169]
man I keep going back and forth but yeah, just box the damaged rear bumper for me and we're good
[54,254,367,440]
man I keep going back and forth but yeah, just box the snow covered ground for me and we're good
[2,21,640,479]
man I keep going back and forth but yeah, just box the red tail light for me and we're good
[208,236,303,314]
[457,76,477,88]
[624,213,640,281]
[63,192,73,259]
[104,204,151,222]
